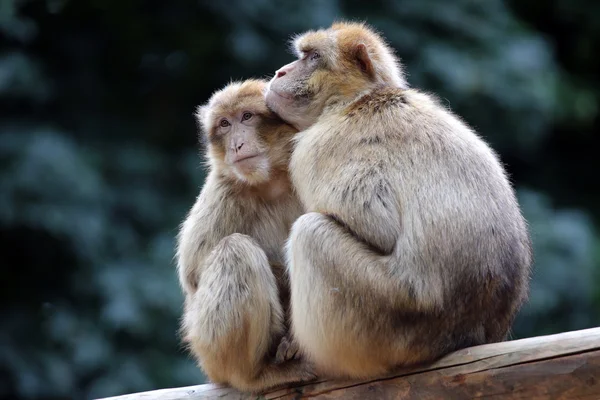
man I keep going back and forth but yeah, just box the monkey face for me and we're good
[211,108,271,183]
[266,22,407,130]
[266,46,326,131]
[197,80,297,185]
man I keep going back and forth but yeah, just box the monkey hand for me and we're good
[275,335,301,363]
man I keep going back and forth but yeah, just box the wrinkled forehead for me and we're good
[292,29,338,66]
[209,81,269,117]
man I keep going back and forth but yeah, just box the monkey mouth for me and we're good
[234,154,262,164]
[269,89,293,100]
[232,153,269,181]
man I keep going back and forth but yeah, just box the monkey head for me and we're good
[266,21,408,130]
[197,80,296,185]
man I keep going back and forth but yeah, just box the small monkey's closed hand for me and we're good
[275,335,301,363]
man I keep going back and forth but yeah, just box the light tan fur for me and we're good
[176,80,314,392]
[266,22,532,379]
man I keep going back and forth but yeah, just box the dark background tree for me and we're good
[0,1,598,399]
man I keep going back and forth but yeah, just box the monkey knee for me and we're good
[209,233,270,272]
[288,212,343,269]
[293,212,328,230]
[185,233,277,337]
[216,233,260,253]
[289,212,328,247]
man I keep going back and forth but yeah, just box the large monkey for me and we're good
[176,80,313,392]
[265,22,532,378]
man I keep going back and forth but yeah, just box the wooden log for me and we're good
[98,327,600,400]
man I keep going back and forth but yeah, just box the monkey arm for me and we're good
[176,188,227,295]
[287,212,430,310]
[311,157,402,256]
[176,218,214,295]
[321,211,396,256]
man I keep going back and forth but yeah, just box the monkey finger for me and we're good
[275,335,301,363]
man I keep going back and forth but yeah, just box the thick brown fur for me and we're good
[176,80,314,392]
[266,22,532,378]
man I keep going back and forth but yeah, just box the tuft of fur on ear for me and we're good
[195,105,208,128]
[194,105,210,145]
[355,43,375,80]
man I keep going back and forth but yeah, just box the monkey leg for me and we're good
[287,212,434,379]
[183,233,315,393]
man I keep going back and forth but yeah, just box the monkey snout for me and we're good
[275,63,295,79]
[231,139,245,153]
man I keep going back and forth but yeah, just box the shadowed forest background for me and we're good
[1,0,599,399]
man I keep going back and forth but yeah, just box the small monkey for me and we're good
[176,80,313,392]
[266,22,532,378]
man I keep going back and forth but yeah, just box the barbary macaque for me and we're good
[265,22,532,378]
[176,79,313,392]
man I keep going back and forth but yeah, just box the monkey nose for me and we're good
[275,69,286,78]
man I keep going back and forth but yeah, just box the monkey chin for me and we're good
[265,90,286,116]
[231,156,271,185]
[265,88,313,131]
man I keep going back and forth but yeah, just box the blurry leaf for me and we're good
[0,53,51,101]
[0,0,37,42]
[514,188,597,337]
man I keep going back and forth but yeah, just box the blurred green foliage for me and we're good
[0,0,598,399]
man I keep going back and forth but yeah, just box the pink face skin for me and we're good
[265,49,324,131]
[213,109,270,184]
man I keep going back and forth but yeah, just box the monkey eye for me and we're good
[310,51,321,61]
[242,112,253,121]
[219,119,230,128]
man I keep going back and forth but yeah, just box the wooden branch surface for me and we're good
[98,327,600,400]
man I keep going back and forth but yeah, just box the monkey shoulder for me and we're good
[344,88,498,164]
[342,87,456,126]
[341,86,410,120]
[342,86,442,115]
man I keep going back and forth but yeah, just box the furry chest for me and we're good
[249,207,298,265]
[289,131,329,200]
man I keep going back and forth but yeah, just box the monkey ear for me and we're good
[355,43,375,80]
[195,105,211,132]
[194,105,210,142]
[195,105,208,124]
